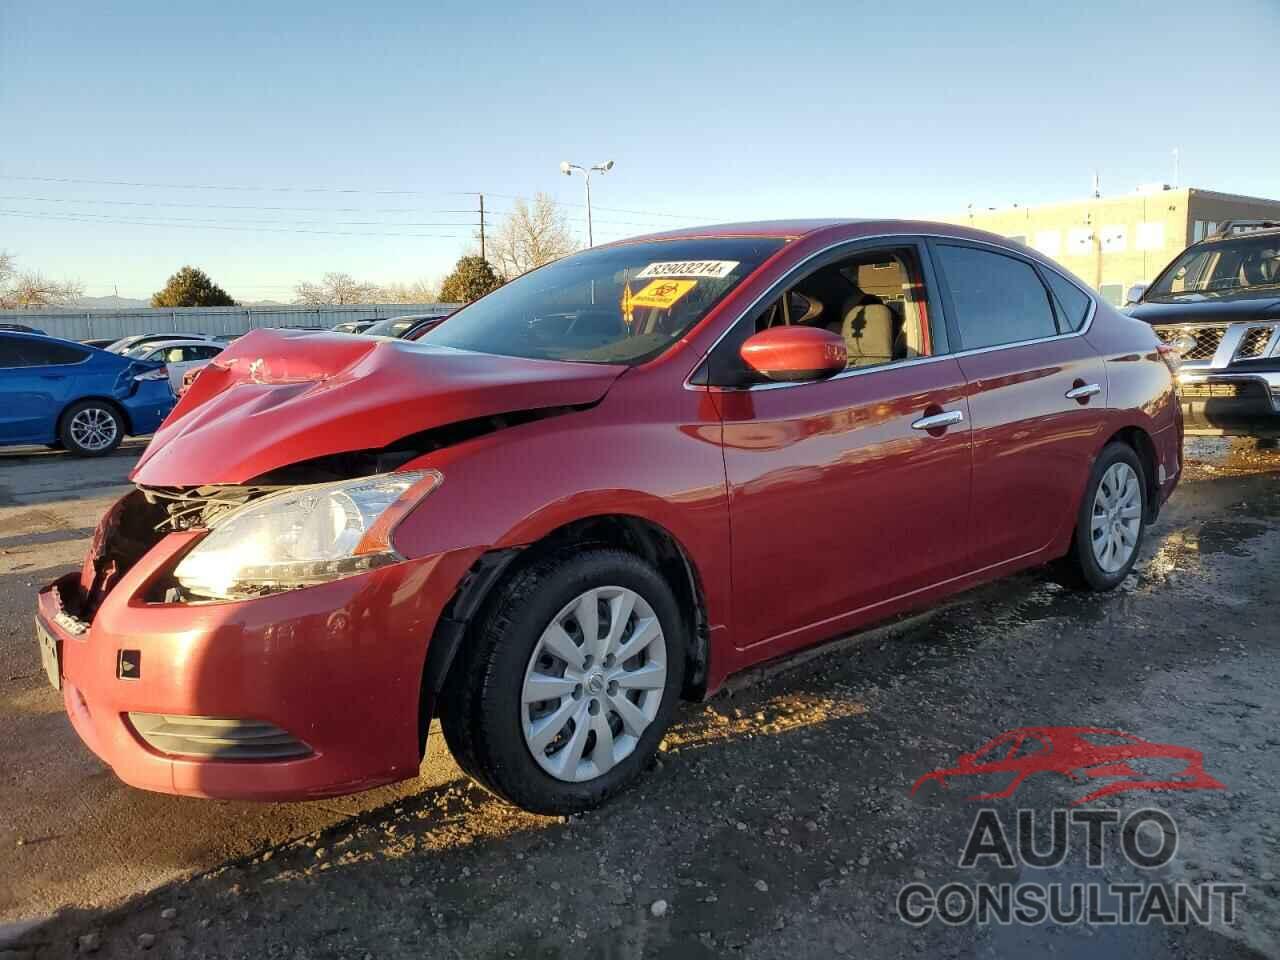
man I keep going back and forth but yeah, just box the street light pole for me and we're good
[560,159,614,247]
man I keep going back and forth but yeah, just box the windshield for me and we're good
[1148,234,1280,301]
[421,238,786,365]
[365,317,421,337]
[123,343,159,358]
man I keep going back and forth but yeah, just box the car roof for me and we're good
[611,218,1020,248]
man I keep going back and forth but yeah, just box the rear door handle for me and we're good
[911,410,965,431]
[1065,383,1102,400]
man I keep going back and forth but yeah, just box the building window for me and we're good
[1136,222,1165,251]
[1099,283,1124,306]
[1033,230,1061,256]
[1192,220,1218,242]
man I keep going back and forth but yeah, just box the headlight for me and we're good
[173,470,441,600]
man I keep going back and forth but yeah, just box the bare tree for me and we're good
[378,279,439,303]
[293,272,380,305]
[0,251,84,309]
[488,193,578,280]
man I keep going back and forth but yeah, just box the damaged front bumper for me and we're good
[37,501,480,801]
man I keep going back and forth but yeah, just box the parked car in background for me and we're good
[0,332,174,456]
[80,338,117,349]
[0,323,46,334]
[363,314,450,338]
[330,319,378,335]
[122,338,225,392]
[36,220,1180,813]
[1126,221,1280,436]
[105,332,223,355]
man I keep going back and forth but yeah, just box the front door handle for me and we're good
[1065,383,1102,400]
[911,410,965,431]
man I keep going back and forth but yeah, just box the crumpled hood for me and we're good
[131,328,626,486]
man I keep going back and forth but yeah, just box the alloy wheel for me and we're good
[1090,461,1141,573]
[69,407,119,452]
[521,586,667,783]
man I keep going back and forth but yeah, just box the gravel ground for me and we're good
[3,438,1279,959]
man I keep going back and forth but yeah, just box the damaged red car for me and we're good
[36,221,1182,813]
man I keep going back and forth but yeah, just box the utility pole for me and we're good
[478,193,486,262]
[1172,148,1180,188]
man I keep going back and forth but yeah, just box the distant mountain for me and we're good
[242,299,288,307]
[79,295,150,309]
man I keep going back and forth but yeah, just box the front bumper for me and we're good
[1177,370,1280,436]
[37,531,478,801]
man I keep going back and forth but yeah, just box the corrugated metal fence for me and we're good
[0,304,460,342]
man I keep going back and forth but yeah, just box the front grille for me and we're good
[1237,326,1276,359]
[128,713,310,760]
[1153,325,1226,361]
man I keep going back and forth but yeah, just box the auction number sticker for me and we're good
[636,260,739,279]
[630,279,698,310]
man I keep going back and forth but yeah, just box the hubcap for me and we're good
[1091,462,1142,573]
[521,586,667,783]
[69,407,118,452]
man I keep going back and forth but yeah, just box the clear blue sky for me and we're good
[2,0,1277,301]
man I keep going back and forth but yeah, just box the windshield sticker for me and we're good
[631,279,697,310]
[621,282,635,325]
[636,260,739,279]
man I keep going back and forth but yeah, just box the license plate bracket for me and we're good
[36,619,62,691]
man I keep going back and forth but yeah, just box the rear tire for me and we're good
[59,400,124,457]
[1058,442,1147,591]
[440,547,686,815]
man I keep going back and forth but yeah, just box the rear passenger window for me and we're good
[1043,270,1092,331]
[934,245,1058,350]
[0,336,29,368]
[20,340,88,366]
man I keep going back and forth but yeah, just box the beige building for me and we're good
[944,187,1280,305]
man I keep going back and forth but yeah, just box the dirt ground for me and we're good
[2,438,1278,959]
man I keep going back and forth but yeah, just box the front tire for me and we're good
[1059,442,1147,591]
[440,547,686,815]
[60,401,124,457]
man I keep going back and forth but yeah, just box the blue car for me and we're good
[0,331,176,456]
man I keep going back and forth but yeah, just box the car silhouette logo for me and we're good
[910,726,1224,805]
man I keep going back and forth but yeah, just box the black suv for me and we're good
[1126,221,1280,436]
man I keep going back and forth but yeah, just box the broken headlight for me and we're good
[172,470,442,600]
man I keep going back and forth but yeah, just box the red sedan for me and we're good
[36,220,1182,813]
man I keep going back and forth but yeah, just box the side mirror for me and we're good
[740,326,847,382]
[1125,284,1148,306]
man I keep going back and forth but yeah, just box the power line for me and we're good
[0,193,482,216]
[0,192,691,231]
[0,208,464,239]
[0,173,713,223]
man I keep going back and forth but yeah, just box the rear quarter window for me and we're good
[1043,270,1092,331]
[22,340,89,366]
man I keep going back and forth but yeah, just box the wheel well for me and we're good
[512,516,710,701]
[421,514,712,750]
[58,397,132,437]
[1105,426,1160,521]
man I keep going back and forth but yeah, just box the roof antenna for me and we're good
[1092,170,1101,199]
